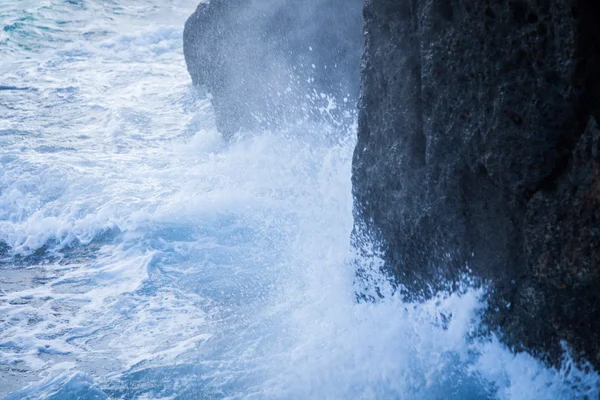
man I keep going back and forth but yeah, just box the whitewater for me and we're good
[0,1,598,399]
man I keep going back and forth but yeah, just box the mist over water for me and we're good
[0,1,598,399]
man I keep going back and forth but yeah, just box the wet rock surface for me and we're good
[352,0,600,367]
[183,0,363,136]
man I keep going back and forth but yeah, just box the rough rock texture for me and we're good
[183,0,363,136]
[353,0,600,367]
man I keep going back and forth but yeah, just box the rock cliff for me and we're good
[352,0,600,367]
[183,0,363,136]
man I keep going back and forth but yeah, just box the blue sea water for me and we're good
[0,1,598,399]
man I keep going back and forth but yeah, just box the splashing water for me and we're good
[1,1,598,399]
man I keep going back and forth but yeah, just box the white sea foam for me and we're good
[1,1,598,399]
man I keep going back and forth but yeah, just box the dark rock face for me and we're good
[353,0,600,367]
[183,0,363,136]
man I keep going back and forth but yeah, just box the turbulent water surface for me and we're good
[0,1,598,399]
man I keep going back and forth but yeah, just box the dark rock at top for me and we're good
[353,0,600,368]
[183,0,363,136]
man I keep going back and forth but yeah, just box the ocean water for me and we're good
[0,1,598,399]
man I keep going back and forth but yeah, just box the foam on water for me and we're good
[1,1,599,399]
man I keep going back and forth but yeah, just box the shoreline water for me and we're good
[1,2,599,398]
